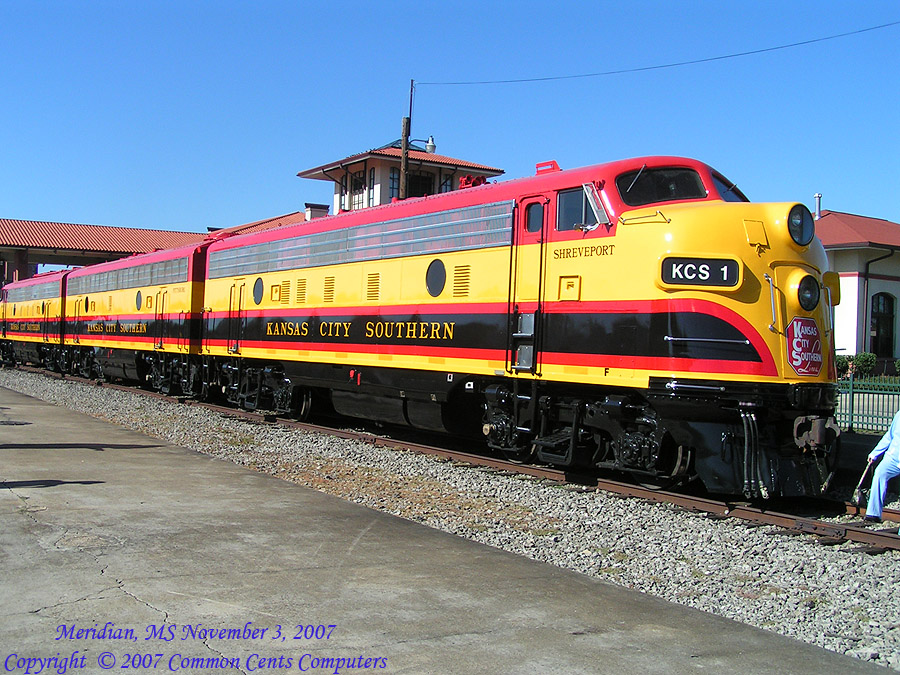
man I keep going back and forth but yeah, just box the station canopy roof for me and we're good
[0,218,204,254]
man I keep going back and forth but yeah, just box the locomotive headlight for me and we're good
[788,205,815,246]
[798,275,820,311]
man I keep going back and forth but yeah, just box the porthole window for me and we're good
[136,290,142,310]
[426,259,446,297]
[253,277,264,305]
[85,296,90,313]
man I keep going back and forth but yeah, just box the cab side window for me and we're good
[557,188,598,231]
[525,202,543,233]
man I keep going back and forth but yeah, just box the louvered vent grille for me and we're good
[296,278,307,304]
[280,280,291,304]
[366,273,380,301]
[324,276,335,303]
[453,265,471,297]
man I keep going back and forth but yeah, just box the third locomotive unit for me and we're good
[0,156,842,498]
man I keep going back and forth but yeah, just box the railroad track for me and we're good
[14,365,900,553]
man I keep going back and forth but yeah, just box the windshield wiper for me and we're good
[625,164,646,193]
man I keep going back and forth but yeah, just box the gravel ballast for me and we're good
[2,368,899,669]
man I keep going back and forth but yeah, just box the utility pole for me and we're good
[399,79,413,200]
[400,116,409,200]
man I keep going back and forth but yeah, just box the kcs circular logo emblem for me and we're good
[787,317,823,376]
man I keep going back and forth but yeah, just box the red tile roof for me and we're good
[368,147,503,173]
[298,145,503,179]
[0,218,204,254]
[815,211,900,249]
[208,211,306,238]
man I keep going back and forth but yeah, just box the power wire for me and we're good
[416,19,900,87]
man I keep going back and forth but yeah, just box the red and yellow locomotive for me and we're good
[0,156,841,497]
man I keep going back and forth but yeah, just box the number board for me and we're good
[661,258,739,287]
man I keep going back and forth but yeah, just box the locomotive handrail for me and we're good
[764,273,778,333]
[664,336,750,345]
[617,210,670,225]
[824,285,834,336]
[664,380,726,393]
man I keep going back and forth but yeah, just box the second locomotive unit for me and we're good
[0,156,841,498]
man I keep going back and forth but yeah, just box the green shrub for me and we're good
[836,355,850,378]
[854,352,877,376]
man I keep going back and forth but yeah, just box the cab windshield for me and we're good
[712,172,749,202]
[615,167,707,207]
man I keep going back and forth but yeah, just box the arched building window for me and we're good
[870,292,896,357]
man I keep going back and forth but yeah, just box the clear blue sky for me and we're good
[1,1,898,233]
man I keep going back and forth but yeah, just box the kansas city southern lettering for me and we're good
[265,321,351,337]
[267,321,309,337]
[264,320,456,341]
[553,244,616,260]
[9,322,42,332]
[365,321,454,340]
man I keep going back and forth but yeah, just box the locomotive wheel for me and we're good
[78,352,98,380]
[500,443,537,464]
[631,473,682,491]
[630,444,692,491]
[184,362,207,399]
[293,387,313,422]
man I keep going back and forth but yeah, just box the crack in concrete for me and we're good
[116,582,171,626]
[201,640,250,675]
[94,555,173,628]
[3,481,42,524]
[29,581,124,616]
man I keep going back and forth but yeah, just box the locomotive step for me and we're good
[533,428,573,450]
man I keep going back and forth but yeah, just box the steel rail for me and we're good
[590,478,900,552]
[11,365,900,551]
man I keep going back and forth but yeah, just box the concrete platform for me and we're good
[0,386,883,674]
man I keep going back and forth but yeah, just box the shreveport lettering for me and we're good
[553,244,616,260]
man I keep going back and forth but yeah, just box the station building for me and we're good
[297,139,503,214]
[817,208,900,368]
